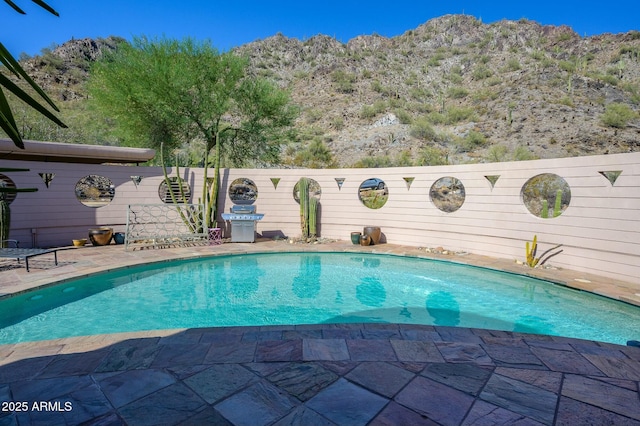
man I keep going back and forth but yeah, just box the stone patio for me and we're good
[0,240,639,425]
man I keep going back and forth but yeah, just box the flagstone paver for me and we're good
[420,362,493,396]
[0,324,637,425]
[183,364,258,404]
[0,241,639,425]
[266,363,338,401]
[306,378,388,425]
[395,375,476,425]
[561,374,640,420]
[302,338,349,361]
[345,362,415,398]
[214,381,298,426]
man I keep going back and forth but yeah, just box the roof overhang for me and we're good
[0,139,156,164]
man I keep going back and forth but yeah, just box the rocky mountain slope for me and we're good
[8,15,640,166]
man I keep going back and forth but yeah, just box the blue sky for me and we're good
[2,0,639,57]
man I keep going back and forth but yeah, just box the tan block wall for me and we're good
[1,152,638,285]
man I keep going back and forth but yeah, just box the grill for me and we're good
[221,205,264,243]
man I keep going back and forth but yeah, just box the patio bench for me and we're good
[0,240,59,272]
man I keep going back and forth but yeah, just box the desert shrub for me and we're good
[410,118,436,140]
[486,144,508,162]
[513,146,537,161]
[504,58,521,72]
[331,70,356,93]
[417,146,448,166]
[601,103,637,128]
[360,101,387,119]
[620,82,640,104]
[530,51,545,61]
[425,111,446,125]
[427,52,445,67]
[394,150,414,167]
[586,71,617,86]
[371,80,384,93]
[472,89,498,102]
[559,60,576,73]
[445,106,476,124]
[331,116,344,130]
[447,86,468,99]
[409,87,431,101]
[394,109,413,124]
[352,155,394,168]
[457,130,487,152]
[472,65,493,80]
[293,139,336,168]
[447,73,463,84]
[404,71,418,85]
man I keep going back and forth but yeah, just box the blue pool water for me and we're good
[0,252,638,345]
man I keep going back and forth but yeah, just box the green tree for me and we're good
[88,36,297,228]
[1,0,66,148]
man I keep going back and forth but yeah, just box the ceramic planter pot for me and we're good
[360,234,371,246]
[113,232,125,245]
[88,227,113,246]
[363,226,381,245]
[350,232,361,245]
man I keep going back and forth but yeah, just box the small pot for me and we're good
[72,238,87,247]
[350,232,361,245]
[113,232,125,245]
[360,234,371,246]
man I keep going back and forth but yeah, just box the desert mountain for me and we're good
[7,15,640,166]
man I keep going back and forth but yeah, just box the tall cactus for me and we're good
[309,197,318,238]
[299,177,310,238]
[0,188,9,248]
[541,199,549,219]
[0,168,38,247]
[553,189,563,217]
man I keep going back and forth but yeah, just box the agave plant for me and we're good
[1,0,67,149]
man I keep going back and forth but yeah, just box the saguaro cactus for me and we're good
[553,189,563,217]
[299,177,310,238]
[309,197,318,238]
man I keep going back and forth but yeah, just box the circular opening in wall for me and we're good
[158,177,191,204]
[358,178,388,209]
[521,173,571,218]
[75,175,114,208]
[430,177,465,213]
[0,174,17,205]
[293,178,322,203]
[229,178,258,205]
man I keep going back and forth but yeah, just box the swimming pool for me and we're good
[0,252,638,345]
